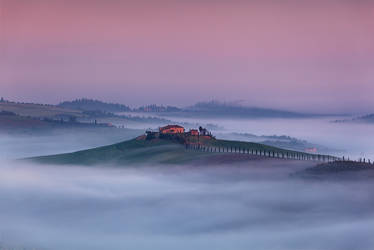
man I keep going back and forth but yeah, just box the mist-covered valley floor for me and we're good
[2,118,374,250]
[2,159,374,250]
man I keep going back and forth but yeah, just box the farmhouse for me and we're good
[189,129,199,136]
[159,125,185,134]
[145,125,213,141]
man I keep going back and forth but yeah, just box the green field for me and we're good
[29,136,330,166]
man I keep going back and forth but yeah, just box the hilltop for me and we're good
[29,130,333,166]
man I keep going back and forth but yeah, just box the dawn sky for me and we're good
[0,0,373,113]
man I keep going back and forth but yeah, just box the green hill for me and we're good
[30,137,208,165]
[29,136,334,166]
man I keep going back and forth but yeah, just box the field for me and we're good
[30,136,328,166]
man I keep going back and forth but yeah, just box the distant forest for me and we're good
[59,99,132,112]
[58,99,181,113]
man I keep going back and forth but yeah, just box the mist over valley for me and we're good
[2,0,374,247]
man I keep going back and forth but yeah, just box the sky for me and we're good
[0,0,373,113]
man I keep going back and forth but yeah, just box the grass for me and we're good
[31,138,210,166]
[29,135,331,166]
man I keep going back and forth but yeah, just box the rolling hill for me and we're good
[0,101,82,118]
[58,98,131,112]
[29,135,333,166]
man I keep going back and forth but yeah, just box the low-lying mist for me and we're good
[1,160,374,250]
[1,118,374,250]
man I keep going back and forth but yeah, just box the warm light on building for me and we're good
[159,125,185,134]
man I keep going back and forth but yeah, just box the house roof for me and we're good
[160,125,184,130]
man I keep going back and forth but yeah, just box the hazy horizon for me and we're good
[1,0,374,113]
[0,96,357,115]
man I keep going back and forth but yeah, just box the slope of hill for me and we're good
[0,101,82,118]
[59,98,131,112]
[0,111,118,135]
[30,137,207,165]
[29,135,329,166]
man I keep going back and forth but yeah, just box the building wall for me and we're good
[190,130,199,136]
[160,127,185,134]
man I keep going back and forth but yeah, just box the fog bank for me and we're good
[1,160,374,250]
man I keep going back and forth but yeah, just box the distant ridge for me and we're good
[56,98,329,118]
[58,98,131,113]
[180,101,316,118]
[28,135,335,166]
[334,113,374,124]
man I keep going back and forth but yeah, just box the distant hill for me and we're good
[0,101,82,118]
[56,99,323,118]
[334,113,374,124]
[0,112,116,134]
[58,98,131,113]
[29,136,329,166]
[176,101,316,118]
[360,114,374,122]
[0,100,215,132]
[295,160,374,180]
[134,104,181,113]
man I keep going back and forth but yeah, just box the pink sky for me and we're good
[1,0,374,113]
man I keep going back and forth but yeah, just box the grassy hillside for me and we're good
[29,136,326,166]
[31,137,210,165]
[0,101,82,118]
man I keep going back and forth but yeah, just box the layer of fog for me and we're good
[1,114,373,250]
[2,111,372,161]
[1,160,374,250]
[1,132,374,250]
